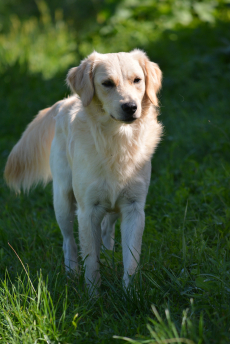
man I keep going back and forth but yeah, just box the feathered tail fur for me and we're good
[4,101,62,192]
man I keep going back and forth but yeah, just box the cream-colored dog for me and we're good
[4,50,163,293]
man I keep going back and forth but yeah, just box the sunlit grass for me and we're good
[0,271,74,343]
[0,1,77,78]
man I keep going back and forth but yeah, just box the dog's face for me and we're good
[94,54,146,123]
[67,50,162,124]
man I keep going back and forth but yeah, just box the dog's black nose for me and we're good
[121,102,137,115]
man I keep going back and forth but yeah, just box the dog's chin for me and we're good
[110,114,137,124]
[122,119,136,124]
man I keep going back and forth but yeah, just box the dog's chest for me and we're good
[70,133,140,208]
[69,115,161,209]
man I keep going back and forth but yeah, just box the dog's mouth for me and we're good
[110,114,136,124]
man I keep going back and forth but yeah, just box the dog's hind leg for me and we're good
[101,213,119,250]
[53,182,78,273]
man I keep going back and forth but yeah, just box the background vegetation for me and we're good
[0,0,230,343]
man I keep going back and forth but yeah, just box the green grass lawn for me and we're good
[0,2,230,343]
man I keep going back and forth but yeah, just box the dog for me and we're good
[4,50,163,293]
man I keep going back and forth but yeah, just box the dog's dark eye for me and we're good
[134,78,141,84]
[102,80,114,87]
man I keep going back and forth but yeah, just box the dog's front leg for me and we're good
[78,205,106,294]
[120,202,145,288]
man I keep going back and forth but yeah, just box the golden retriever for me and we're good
[4,50,163,294]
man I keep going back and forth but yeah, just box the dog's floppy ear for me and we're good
[67,52,97,107]
[131,49,162,106]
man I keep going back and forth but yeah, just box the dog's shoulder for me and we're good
[54,96,82,134]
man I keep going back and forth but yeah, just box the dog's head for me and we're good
[67,50,162,124]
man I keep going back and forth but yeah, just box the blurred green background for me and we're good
[1,1,230,343]
[1,0,230,164]
[0,0,230,77]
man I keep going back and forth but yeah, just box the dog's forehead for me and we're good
[94,53,144,80]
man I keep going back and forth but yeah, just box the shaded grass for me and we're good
[0,14,230,344]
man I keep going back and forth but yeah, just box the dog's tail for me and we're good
[4,101,63,192]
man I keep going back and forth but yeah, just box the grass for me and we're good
[1,2,230,343]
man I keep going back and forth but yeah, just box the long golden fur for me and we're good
[4,50,163,293]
